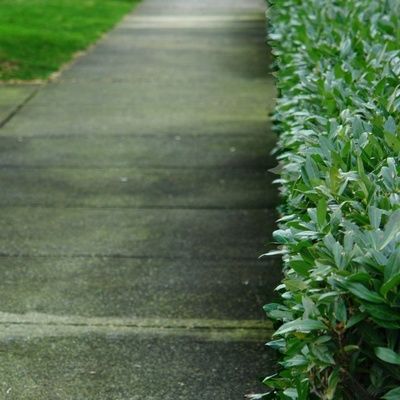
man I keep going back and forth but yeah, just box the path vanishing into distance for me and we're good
[0,0,280,397]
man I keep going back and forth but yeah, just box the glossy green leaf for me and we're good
[338,280,385,304]
[317,198,327,227]
[375,347,400,365]
[380,210,400,250]
[382,387,400,400]
[380,273,400,297]
[273,319,326,336]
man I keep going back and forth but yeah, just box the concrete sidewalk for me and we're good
[0,0,280,398]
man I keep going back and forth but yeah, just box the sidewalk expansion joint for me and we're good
[0,312,273,342]
[0,87,41,129]
[0,205,276,211]
[0,165,276,171]
[0,131,271,140]
[0,253,276,262]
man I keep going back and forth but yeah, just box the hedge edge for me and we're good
[261,1,400,399]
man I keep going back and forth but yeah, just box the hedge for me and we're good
[262,0,400,399]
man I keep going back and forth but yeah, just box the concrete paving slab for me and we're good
[0,256,281,319]
[81,28,268,54]
[0,167,279,209]
[27,80,274,108]
[0,208,275,258]
[0,134,277,168]
[2,80,274,136]
[60,62,271,84]
[83,29,267,58]
[120,16,267,31]
[75,28,270,77]
[0,334,274,399]
[59,47,272,84]
[2,106,272,137]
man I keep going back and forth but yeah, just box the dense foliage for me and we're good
[263,0,400,399]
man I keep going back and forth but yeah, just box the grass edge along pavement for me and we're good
[0,0,140,81]
[259,1,400,399]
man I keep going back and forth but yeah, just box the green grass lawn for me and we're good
[0,0,139,81]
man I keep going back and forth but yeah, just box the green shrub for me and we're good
[263,0,400,399]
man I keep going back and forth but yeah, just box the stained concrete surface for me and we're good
[0,0,279,398]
